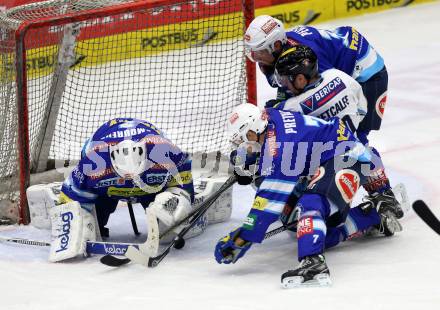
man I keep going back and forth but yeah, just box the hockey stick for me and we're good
[127,201,141,236]
[0,236,50,247]
[412,200,440,235]
[147,219,298,268]
[100,175,237,267]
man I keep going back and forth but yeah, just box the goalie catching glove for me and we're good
[49,201,98,262]
[215,228,252,264]
[149,187,192,228]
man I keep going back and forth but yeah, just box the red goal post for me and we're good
[0,0,256,224]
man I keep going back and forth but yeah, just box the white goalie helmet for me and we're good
[109,140,148,178]
[244,15,287,58]
[226,103,268,146]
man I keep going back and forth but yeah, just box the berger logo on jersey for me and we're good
[335,169,360,203]
[375,92,387,119]
[300,77,347,113]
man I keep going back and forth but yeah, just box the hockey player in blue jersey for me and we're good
[216,104,401,288]
[49,118,195,262]
[273,45,404,221]
[244,15,387,136]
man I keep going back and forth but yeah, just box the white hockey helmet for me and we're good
[244,15,287,60]
[226,103,268,146]
[109,140,147,178]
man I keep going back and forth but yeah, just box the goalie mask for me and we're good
[109,140,147,179]
[244,15,287,62]
[226,103,268,148]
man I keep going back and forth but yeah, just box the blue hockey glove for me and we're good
[214,228,252,264]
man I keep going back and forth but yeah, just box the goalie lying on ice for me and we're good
[41,117,229,262]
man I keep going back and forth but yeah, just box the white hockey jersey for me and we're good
[276,69,367,132]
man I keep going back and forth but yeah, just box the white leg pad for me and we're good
[26,182,63,229]
[49,201,97,262]
[195,176,233,224]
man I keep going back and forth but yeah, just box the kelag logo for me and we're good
[346,0,400,11]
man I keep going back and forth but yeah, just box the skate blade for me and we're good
[282,273,332,288]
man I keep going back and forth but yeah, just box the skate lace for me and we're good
[298,256,316,269]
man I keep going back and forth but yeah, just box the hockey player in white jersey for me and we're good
[273,46,404,222]
[274,46,367,133]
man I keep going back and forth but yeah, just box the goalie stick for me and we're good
[0,236,145,256]
[412,200,440,235]
[100,175,237,267]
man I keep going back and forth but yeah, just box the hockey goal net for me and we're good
[0,0,255,224]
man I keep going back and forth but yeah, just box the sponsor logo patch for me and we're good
[261,19,278,34]
[300,77,347,113]
[266,129,278,156]
[243,214,257,230]
[56,212,74,253]
[252,196,268,211]
[337,120,349,141]
[297,216,313,238]
[94,177,125,188]
[335,169,360,203]
[375,92,387,119]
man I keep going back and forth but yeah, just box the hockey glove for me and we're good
[215,228,252,264]
[230,150,260,186]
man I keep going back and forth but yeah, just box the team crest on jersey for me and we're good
[300,77,347,113]
[375,92,387,119]
[335,169,360,203]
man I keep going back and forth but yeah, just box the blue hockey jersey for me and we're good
[60,118,194,207]
[264,25,385,90]
[239,108,364,243]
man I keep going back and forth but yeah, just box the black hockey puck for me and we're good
[173,237,185,249]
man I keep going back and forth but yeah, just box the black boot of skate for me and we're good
[281,254,331,288]
[366,209,403,237]
[379,211,403,237]
[359,189,404,219]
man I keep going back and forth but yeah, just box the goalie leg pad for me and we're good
[195,177,233,224]
[26,182,63,229]
[49,201,97,262]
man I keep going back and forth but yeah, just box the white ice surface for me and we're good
[1,2,440,309]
